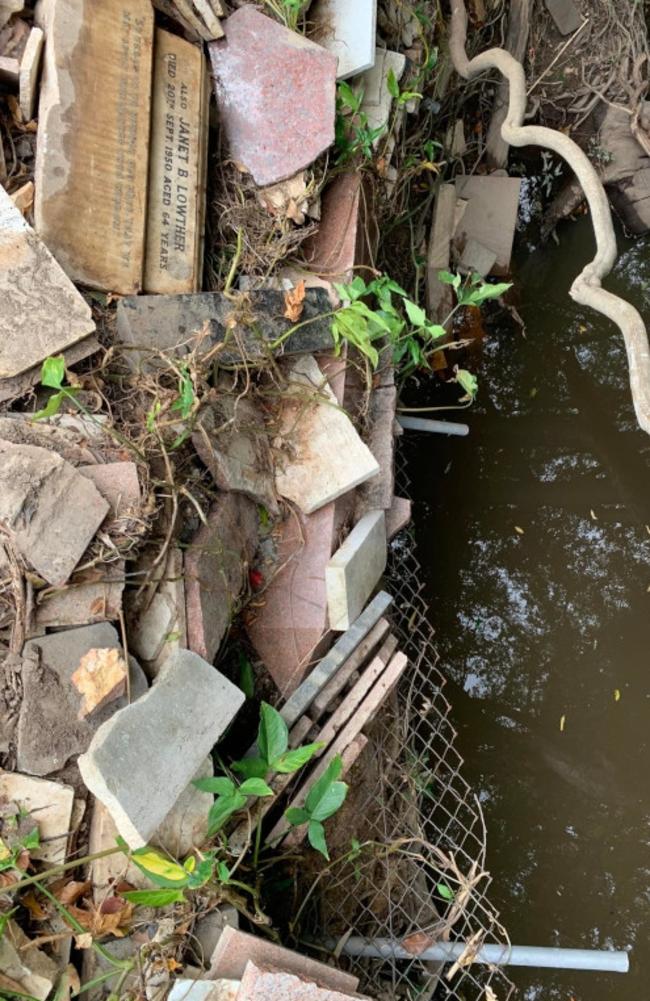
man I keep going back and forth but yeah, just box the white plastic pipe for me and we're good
[397,416,470,436]
[337,937,629,974]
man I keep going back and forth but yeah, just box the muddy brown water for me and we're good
[406,216,650,1000]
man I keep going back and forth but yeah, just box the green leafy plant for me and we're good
[386,67,422,107]
[231,702,323,781]
[285,755,349,860]
[261,0,308,30]
[32,355,80,421]
[0,806,40,878]
[115,837,217,905]
[146,362,197,449]
[335,81,386,164]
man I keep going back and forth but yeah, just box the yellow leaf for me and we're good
[514,526,525,535]
[283,280,306,322]
[614,689,621,702]
[131,848,187,884]
[559,715,566,732]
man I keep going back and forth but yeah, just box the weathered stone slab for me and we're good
[355,385,397,517]
[129,547,187,676]
[34,562,125,630]
[238,961,358,1001]
[0,334,100,405]
[208,7,337,186]
[88,800,149,899]
[0,920,59,1001]
[194,908,239,969]
[34,0,154,293]
[274,355,379,514]
[0,442,109,586]
[454,175,521,275]
[192,0,224,38]
[185,494,259,663]
[169,982,238,1001]
[79,461,141,518]
[545,0,581,35]
[0,54,19,83]
[116,288,334,371]
[0,770,74,864]
[193,397,278,515]
[208,926,359,994]
[18,25,43,121]
[0,0,23,30]
[458,237,497,277]
[78,650,245,846]
[0,183,95,381]
[18,623,147,775]
[326,510,387,631]
[144,29,208,294]
[309,0,376,80]
[358,48,406,139]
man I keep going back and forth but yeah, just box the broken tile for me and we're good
[79,462,141,518]
[454,175,521,275]
[326,510,387,631]
[0,442,109,586]
[426,183,456,321]
[194,908,239,969]
[168,982,238,1001]
[358,48,406,139]
[193,397,278,515]
[302,173,361,283]
[0,770,74,865]
[208,926,359,994]
[115,288,334,372]
[71,647,128,719]
[34,0,154,293]
[129,548,187,675]
[274,355,379,515]
[309,0,377,80]
[458,237,497,277]
[78,650,245,847]
[0,920,59,1001]
[17,623,147,776]
[238,961,358,1001]
[208,7,337,186]
[355,385,397,517]
[185,494,259,663]
[545,0,581,35]
[0,183,95,382]
[34,562,125,631]
[144,28,209,294]
[18,25,43,121]
[386,495,412,540]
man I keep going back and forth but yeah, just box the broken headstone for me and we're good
[309,0,377,80]
[274,355,379,514]
[326,510,387,631]
[78,649,245,846]
[115,288,334,371]
[185,493,259,663]
[0,442,109,587]
[35,0,154,293]
[208,6,337,186]
[0,183,95,384]
[144,28,209,294]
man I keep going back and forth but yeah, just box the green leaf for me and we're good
[216,861,230,882]
[463,281,512,306]
[170,364,194,419]
[436,881,455,901]
[271,742,324,774]
[258,702,288,764]
[403,299,428,328]
[455,368,478,400]
[285,807,310,827]
[239,778,274,798]
[121,888,185,907]
[398,90,423,104]
[386,67,400,100]
[193,776,236,797]
[437,269,461,289]
[425,324,446,340]
[146,400,162,432]
[32,390,67,422]
[22,827,40,851]
[185,856,215,889]
[336,80,362,113]
[231,757,269,781]
[238,653,255,699]
[305,756,349,822]
[41,355,65,389]
[307,820,330,860]
[129,847,189,887]
[207,792,247,835]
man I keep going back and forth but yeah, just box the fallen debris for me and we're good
[309,0,377,80]
[454,175,521,275]
[0,919,59,1001]
[18,25,43,122]
[545,0,581,35]
[326,510,387,631]
[208,6,337,186]
[78,649,244,846]
[0,768,74,864]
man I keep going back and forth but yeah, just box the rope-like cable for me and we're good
[450,0,650,434]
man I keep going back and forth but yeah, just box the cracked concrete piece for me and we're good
[326,510,387,631]
[34,561,125,630]
[0,442,109,586]
[0,183,95,380]
[208,6,337,186]
[18,623,147,775]
[0,920,59,1001]
[79,461,141,518]
[309,0,377,80]
[185,494,259,663]
[34,0,154,293]
[0,770,74,865]
[130,548,187,675]
[78,650,245,847]
[19,25,44,121]
[454,175,521,274]
[274,355,379,514]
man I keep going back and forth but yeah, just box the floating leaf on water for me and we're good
[614,689,621,702]
[560,715,566,732]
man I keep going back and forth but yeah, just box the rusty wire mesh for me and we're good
[312,446,515,1001]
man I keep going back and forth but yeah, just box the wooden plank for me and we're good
[280,590,392,729]
[268,651,408,845]
[311,617,390,719]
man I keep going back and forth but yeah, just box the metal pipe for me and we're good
[397,416,470,436]
[336,937,630,974]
